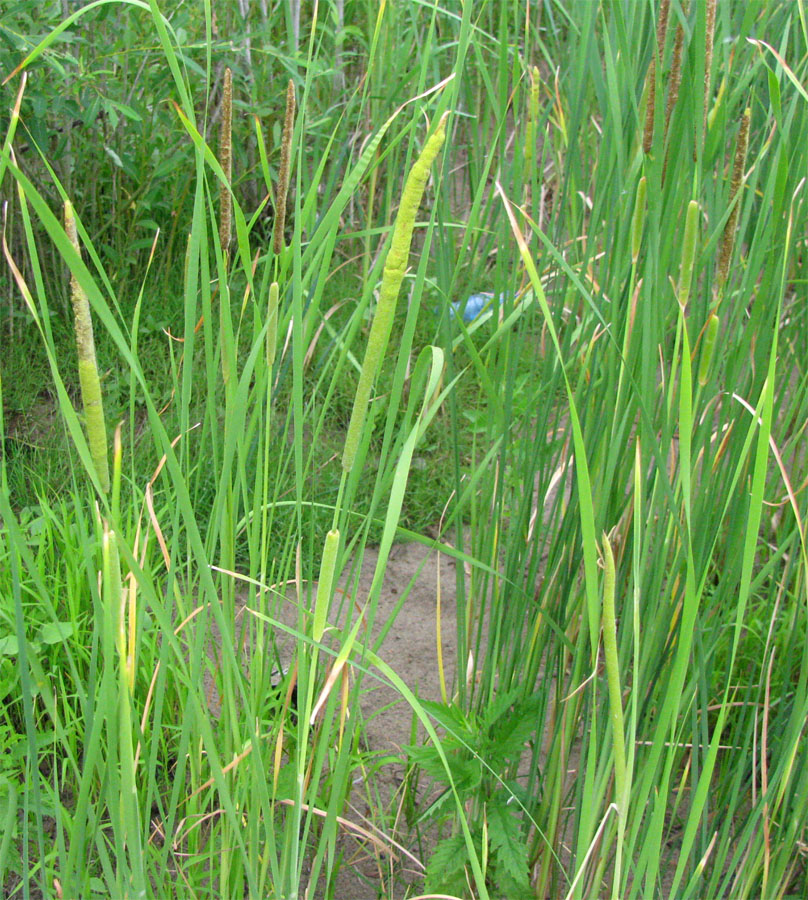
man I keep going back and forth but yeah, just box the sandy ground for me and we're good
[203,537,473,898]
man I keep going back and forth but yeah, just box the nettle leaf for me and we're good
[406,742,482,793]
[419,697,474,735]
[482,692,540,765]
[487,804,530,893]
[424,831,477,894]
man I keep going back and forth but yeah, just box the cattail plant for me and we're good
[273,79,296,255]
[218,67,232,255]
[716,107,750,294]
[341,112,448,474]
[64,201,109,493]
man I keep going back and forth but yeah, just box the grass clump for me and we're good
[1,1,807,898]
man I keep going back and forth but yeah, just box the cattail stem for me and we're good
[65,201,110,493]
[341,113,448,473]
[273,79,296,255]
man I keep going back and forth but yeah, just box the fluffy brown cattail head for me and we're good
[716,107,751,293]
[273,79,296,255]
[218,67,232,254]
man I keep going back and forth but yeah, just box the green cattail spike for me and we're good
[601,532,627,810]
[65,201,109,493]
[273,79,296,255]
[313,529,340,643]
[341,112,448,474]
[631,176,647,265]
[642,57,656,155]
[716,107,750,293]
[678,200,699,309]
[218,67,232,254]
[266,281,279,368]
[698,313,719,386]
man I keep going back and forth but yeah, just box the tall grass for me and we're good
[1,1,807,898]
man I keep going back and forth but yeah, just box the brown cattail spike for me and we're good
[218,67,232,254]
[643,57,656,155]
[656,0,671,64]
[274,79,296,255]
[700,0,717,156]
[665,19,685,141]
[716,107,750,294]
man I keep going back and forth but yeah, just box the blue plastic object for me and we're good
[448,292,507,323]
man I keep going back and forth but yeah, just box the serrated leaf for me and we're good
[487,804,530,892]
[425,831,476,894]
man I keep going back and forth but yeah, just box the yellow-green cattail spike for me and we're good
[601,532,627,810]
[273,79,296,255]
[218,67,232,254]
[312,529,340,643]
[678,200,699,309]
[341,112,448,473]
[716,107,750,293]
[631,176,647,266]
[698,313,719,386]
[266,281,279,368]
[525,66,540,161]
[65,201,110,493]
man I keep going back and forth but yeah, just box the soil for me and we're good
[244,538,472,898]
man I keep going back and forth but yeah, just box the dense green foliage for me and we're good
[1,1,807,897]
